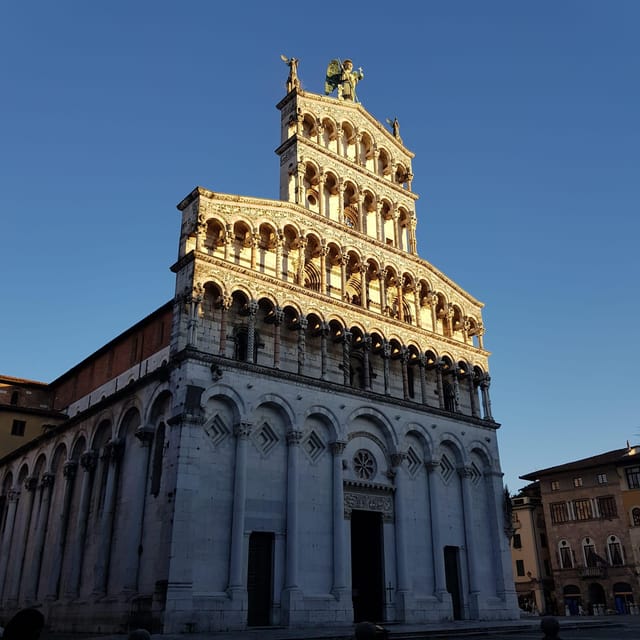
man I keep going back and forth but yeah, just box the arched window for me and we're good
[608,535,624,566]
[582,537,597,567]
[559,539,573,568]
[631,507,640,526]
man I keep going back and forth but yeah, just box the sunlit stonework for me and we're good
[0,59,518,633]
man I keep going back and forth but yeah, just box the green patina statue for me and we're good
[325,58,364,102]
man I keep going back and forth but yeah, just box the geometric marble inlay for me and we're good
[406,446,422,477]
[205,414,230,447]
[303,429,325,463]
[253,422,279,456]
[440,453,454,483]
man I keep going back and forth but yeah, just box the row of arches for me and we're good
[200,217,484,347]
[188,286,493,421]
[0,389,172,607]
[291,110,412,189]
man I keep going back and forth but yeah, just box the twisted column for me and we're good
[297,316,308,376]
[342,330,352,386]
[245,300,258,363]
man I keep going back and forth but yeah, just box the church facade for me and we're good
[0,66,518,633]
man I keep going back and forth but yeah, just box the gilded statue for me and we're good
[325,58,364,102]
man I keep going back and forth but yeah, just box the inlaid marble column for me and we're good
[408,216,417,254]
[224,224,233,261]
[250,232,259,270]
[480,375,493,421]
[378,269,387,312]
[418,355,429,406]
[330,441,347,597]
[245,300,258,363]
[435,363,445,409]
[396,282,404,321]
[218,294,232,357]
[0,489,20,600]
[46,461,77,600]
[392,210,400,248]
[297,237,307,285]
[295,162,305,206]
[6,476,37,604]
[425,460,447,597]
[65,451,96,598]
[93,439,123,596]
[375,201,382,242]
[275,233,283,280]
[413,285,422,328]
[122,426,154,594]
[337,179,344,223]
[400,349,410,400]
[320,322,329,381]
[342,330,352,386]
[228,421,252,594]
[320,245,328,294]
[382,341,391,396]
[359,264,368,309]
[285,430,303,591]
[272,307,284,369]
[340,253,348,300]
[296,316,307,375]
[26,472,55,602]
[468,370,480,418]
[357,193,365,233]
[452,373,460,413]
[362,334,372,391]
[459,466,480,599]
[317,174,325,217]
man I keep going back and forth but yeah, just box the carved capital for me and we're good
[41,472,55,489]
[63,461,78,479]
[234,421,253,439]
[286,430,303,446]
[330,441,346,456]
[80,450,98,471]
[8,489,20,503]
[390,452,406,468]
[24,476,38,492]
[424,458,441,473]
[135,425,155,445]
[106,438,124,463]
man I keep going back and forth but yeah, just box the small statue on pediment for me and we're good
[281,54,300,93]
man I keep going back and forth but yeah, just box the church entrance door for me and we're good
[444,545,463,619]
[350,509,384,622]
[247,531,273,626]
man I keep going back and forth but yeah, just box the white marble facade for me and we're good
[0,75,518,633]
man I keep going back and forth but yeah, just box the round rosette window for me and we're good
[353,449,376,480]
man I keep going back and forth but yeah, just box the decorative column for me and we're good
[195,209,205,253]
[297,237,307,286]
[340,252,348,300]
[275,232,284,280]
[121,426,154,594]
[245,300,258,363]
[468,370,480,418]
[26,472,55,602]
[330,442,347,598]
[382,341,391,396]
[396,282,404,321]
[413,285,422,328]
[93,439,124,597]
[250,232,259,270]
[342,330,352,386]
[362,335,372,391]
[320,244,328,294]
[435,362,445,409]
[418,355,429,406]
[224,224,233,261]
[6,476,37,604]
[378,269,387,313]
[452,372,460,413]
[46,461,77,601]
[485,470,509,600]
[272,307,284,369]
[337,179,345,224]
[425,460,448,598]
[218,294,232,357]
[400,349,410,400]
[228,421,252,595]
[295,162,305,206]
[317,173,325,216]
[360,264,368,309]
[375,201,382,242]
[285,431,303,591]
[459,466,481,610]
[0,489,20,600]
[186,287,202,348]
[476,324,485,350]
[391,453,412,619]
[480,374,494,421]
[408,216,417,254]
[445,305,454,338]
[429,294,438,333]
[392,209,400,247]
[65,451,97,598]
[320,322,329,381]
[297,316,308,376]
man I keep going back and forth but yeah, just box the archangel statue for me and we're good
[281,54,300,93]
[325,58,364,102]
[386,117,402,143]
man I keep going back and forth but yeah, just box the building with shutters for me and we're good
[0,61,517,633]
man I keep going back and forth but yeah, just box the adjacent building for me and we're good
[0,62,517,633]
[521,445,640,616]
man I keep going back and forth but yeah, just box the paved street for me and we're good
[39,616,640,640]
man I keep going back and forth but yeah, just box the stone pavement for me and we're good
[41,615,630,640]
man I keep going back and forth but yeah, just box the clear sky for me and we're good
[2,1,639,491]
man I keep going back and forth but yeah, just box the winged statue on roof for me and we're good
[324,58,364,102]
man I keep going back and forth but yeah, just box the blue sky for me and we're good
[2,1,639,490]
